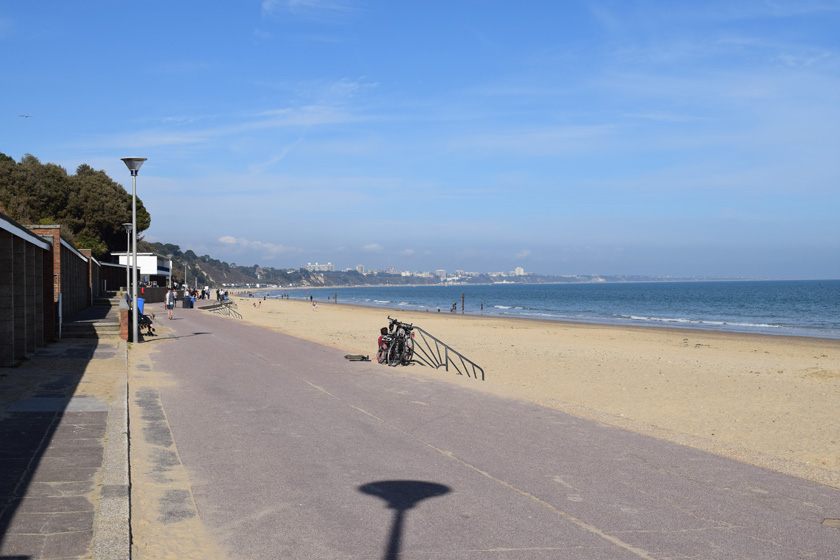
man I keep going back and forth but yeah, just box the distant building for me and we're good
[356,264,365,274]
[305,262,334,272]
[514,267,525,276]
[434,269,446,280]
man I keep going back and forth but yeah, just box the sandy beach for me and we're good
[222,295,840,488]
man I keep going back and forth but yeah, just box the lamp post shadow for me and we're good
[359,480,451,560]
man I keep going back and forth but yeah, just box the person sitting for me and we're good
[376,327,389,363]
[138,312,155,336]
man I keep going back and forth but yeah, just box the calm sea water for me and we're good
[260,280,840,339]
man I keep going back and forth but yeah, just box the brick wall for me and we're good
[0,229,14,366]
[28,226,91,320]
[0,216,55,366]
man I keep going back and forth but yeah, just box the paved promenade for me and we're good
[0,304,128,560]
[130,301,840,559]
[3,300,840,559]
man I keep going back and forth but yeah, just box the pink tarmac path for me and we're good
[134,301,840,559]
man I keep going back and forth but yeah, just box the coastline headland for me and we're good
[229,295,840,488]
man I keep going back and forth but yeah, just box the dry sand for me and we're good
[223,295,840,488]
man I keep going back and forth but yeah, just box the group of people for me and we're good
[160,286,233,322]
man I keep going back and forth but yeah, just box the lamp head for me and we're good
[123,222,132,233]
[121,157,147,175]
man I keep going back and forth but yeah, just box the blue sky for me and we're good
[3,1,839,278]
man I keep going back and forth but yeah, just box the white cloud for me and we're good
[248,135,306,174]
[261,0,362,24]
[624,112,703,123]
[400,249,415,256]
[450,125,617,156]
[363,243,383,252]
[0,17,13,39]
[329,77,378,98]
[80,104,363,151]
[218,236,295,255]
[515,249,532,259]
[152,60,211,75]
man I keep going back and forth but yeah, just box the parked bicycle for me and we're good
[379,316,415,367]
[376,333,393,364]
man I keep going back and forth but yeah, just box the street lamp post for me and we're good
[167,254,173,289]
[122,223,132,299]
[121,157,147,344]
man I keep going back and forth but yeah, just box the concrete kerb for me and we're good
[91,339,131,560]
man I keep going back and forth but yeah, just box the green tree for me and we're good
[0,154,70,225]
[66,164,151,255]
[0,153,152,258]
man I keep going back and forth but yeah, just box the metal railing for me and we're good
[203,300,242,319]
[410,327,484,380]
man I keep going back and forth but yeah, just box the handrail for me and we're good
[203,301,242,319]
[410,326,485,380]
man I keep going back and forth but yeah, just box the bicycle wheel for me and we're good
[401,336,414,366]
[387,339,402,367]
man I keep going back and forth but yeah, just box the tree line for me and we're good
[0,152,151,258]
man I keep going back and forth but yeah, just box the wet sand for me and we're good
[224,295,840,488]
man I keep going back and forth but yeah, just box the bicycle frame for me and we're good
[385,316,414,367]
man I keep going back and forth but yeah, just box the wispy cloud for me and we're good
[0,17,13,39]
[219,235,298,255]
[587,1,625,34]
[254,77,378,106]
[590,1,840,33]
[624,112,704,123]
[84,104,364,150]
[450,125,617,156]
[261,0,364,24]
[151,60,212,74]
[252,104,364,126]
[328,77,379,98]
[363,243,383,252]
[690,1,840,21]
[252,28,272,41]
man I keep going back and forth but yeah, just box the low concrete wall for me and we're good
[138,286,168,304]
[119,300,129,342]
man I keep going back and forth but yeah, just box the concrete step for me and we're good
[62,322,121,339]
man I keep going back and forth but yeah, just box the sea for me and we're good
[257,280,840,340]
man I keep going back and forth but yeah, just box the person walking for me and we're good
[165,287,176,320]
